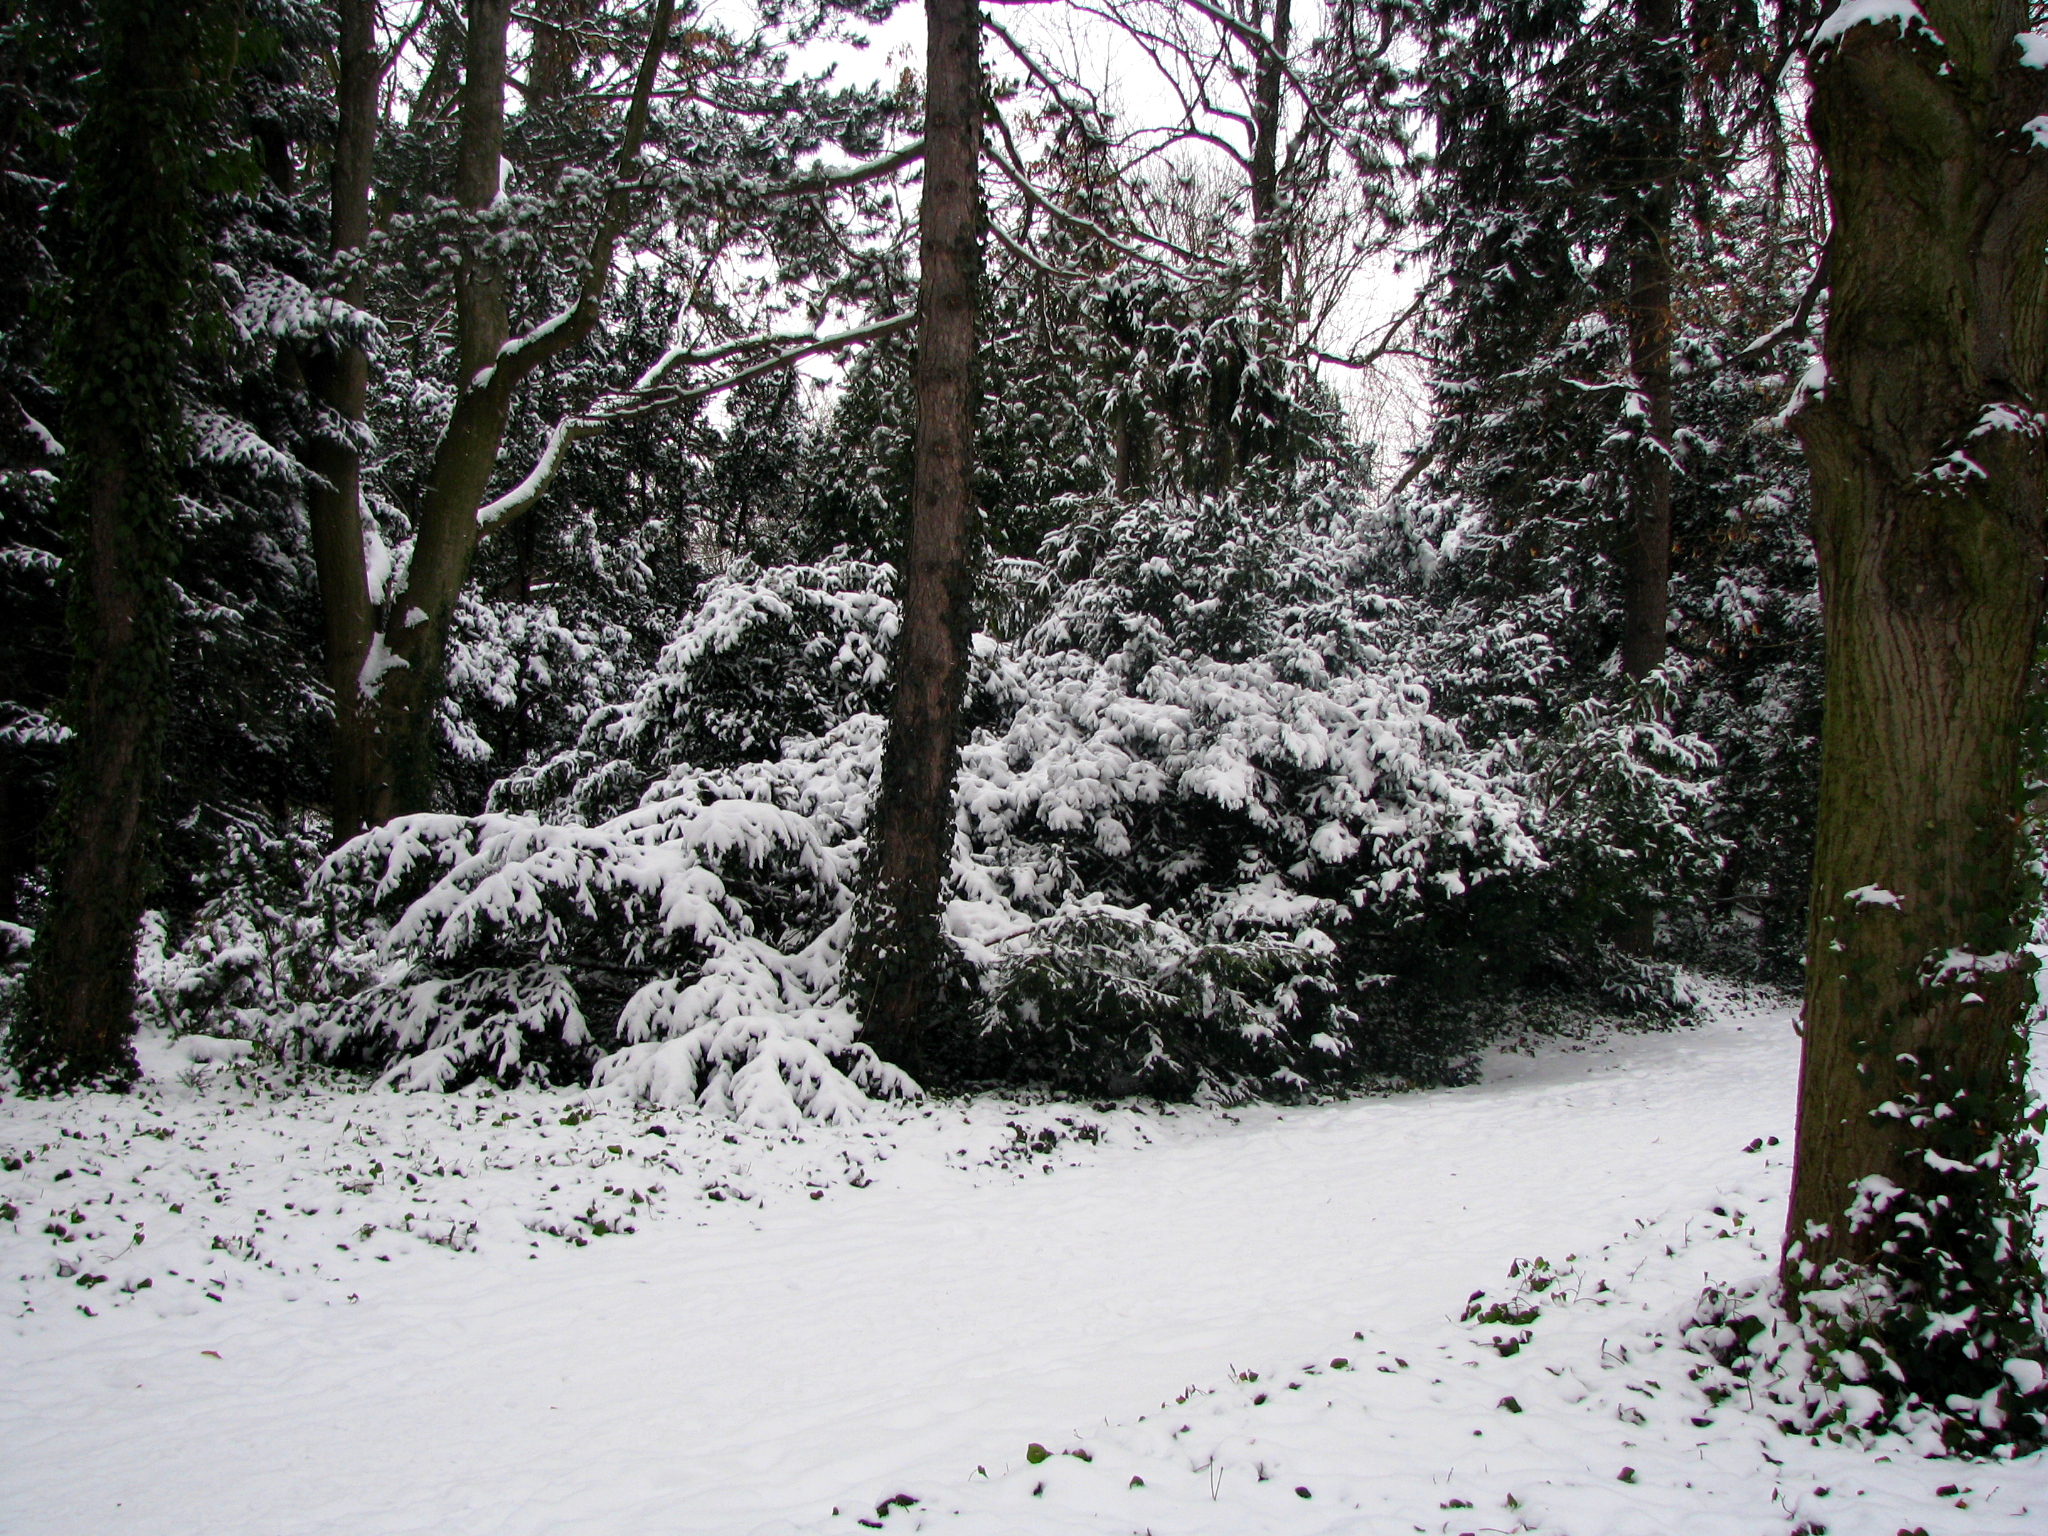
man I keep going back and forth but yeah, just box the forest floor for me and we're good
[1,984,2043,1535]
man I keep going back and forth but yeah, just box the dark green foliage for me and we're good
[1403,0,1824,971]
[967,905,1339,1099]
[0,0,88,925]
[2,0,339,937]
[160,0,343,906]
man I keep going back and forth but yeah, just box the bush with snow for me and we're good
[296,489,1628,1115]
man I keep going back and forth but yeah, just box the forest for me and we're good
[2,0,2047,1525]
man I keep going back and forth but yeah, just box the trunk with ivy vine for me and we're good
[13,0,226,1089]
[1782,0,2048,1448]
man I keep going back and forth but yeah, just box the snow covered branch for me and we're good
[767,140,926,199]
[477,312,915,532]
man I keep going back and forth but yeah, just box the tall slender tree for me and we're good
[1782,0,2048,1448]
[301,0,381,843]
[1615,0,1682,681]
[11,0,233,1088]
[848,0,984,1065]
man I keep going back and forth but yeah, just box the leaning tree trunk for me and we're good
[847,0,983,1068]
[13,0,222,1090]
[1782,0,2048,1445]
[322,0,673,829]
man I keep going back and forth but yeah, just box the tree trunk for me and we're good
[1618,0,1680,682]
[1783,0,2048,1431]
[304,0,381,843]
[13,0,219,1090]
[318,0,672,829]
[1234,0,1291,481]
[1247,0,1291,319]
[848,0,982,1067]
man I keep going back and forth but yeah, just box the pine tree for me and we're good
[0,0,86,927]
[1405,0,1822,963]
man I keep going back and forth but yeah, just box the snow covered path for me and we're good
[3,990,2041,1534]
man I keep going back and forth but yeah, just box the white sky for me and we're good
[639,0,1426,449]
[793,0,1426,445]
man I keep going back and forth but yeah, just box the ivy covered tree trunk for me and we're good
[849,0,983,1068]
[1783,0,2048,1448]
[11,0,224,1090]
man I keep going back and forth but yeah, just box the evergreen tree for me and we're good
[1404,0,1823,964]
[0,0,85,927]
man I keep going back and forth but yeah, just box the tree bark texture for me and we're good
[1231,0,1291,484]
[1247,0,1292,320]
[1784,1,2048,1296]
[15,0,221,1089]
[849,0,983,1067]
[1618,0,1680,681]
[319,0,671,830]
[304,0,381,843]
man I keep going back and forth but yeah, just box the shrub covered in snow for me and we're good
[297,486,1569,1115]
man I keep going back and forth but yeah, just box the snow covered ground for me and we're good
[2,985,2042,1535]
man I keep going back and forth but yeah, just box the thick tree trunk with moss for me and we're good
[848,0,982,1068]
[12,0,222,1090]
[1782,0,2048,1442]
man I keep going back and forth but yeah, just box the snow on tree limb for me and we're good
[476,313,915,532]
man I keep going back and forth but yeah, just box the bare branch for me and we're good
[982,13,1100,126]
[984,104,1220,273]
[1380,442,1435,505]
[988,216,1094,282]
[1161,0,1355,149]
[1716,245,1829,371]
[1314,289,1431,370]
